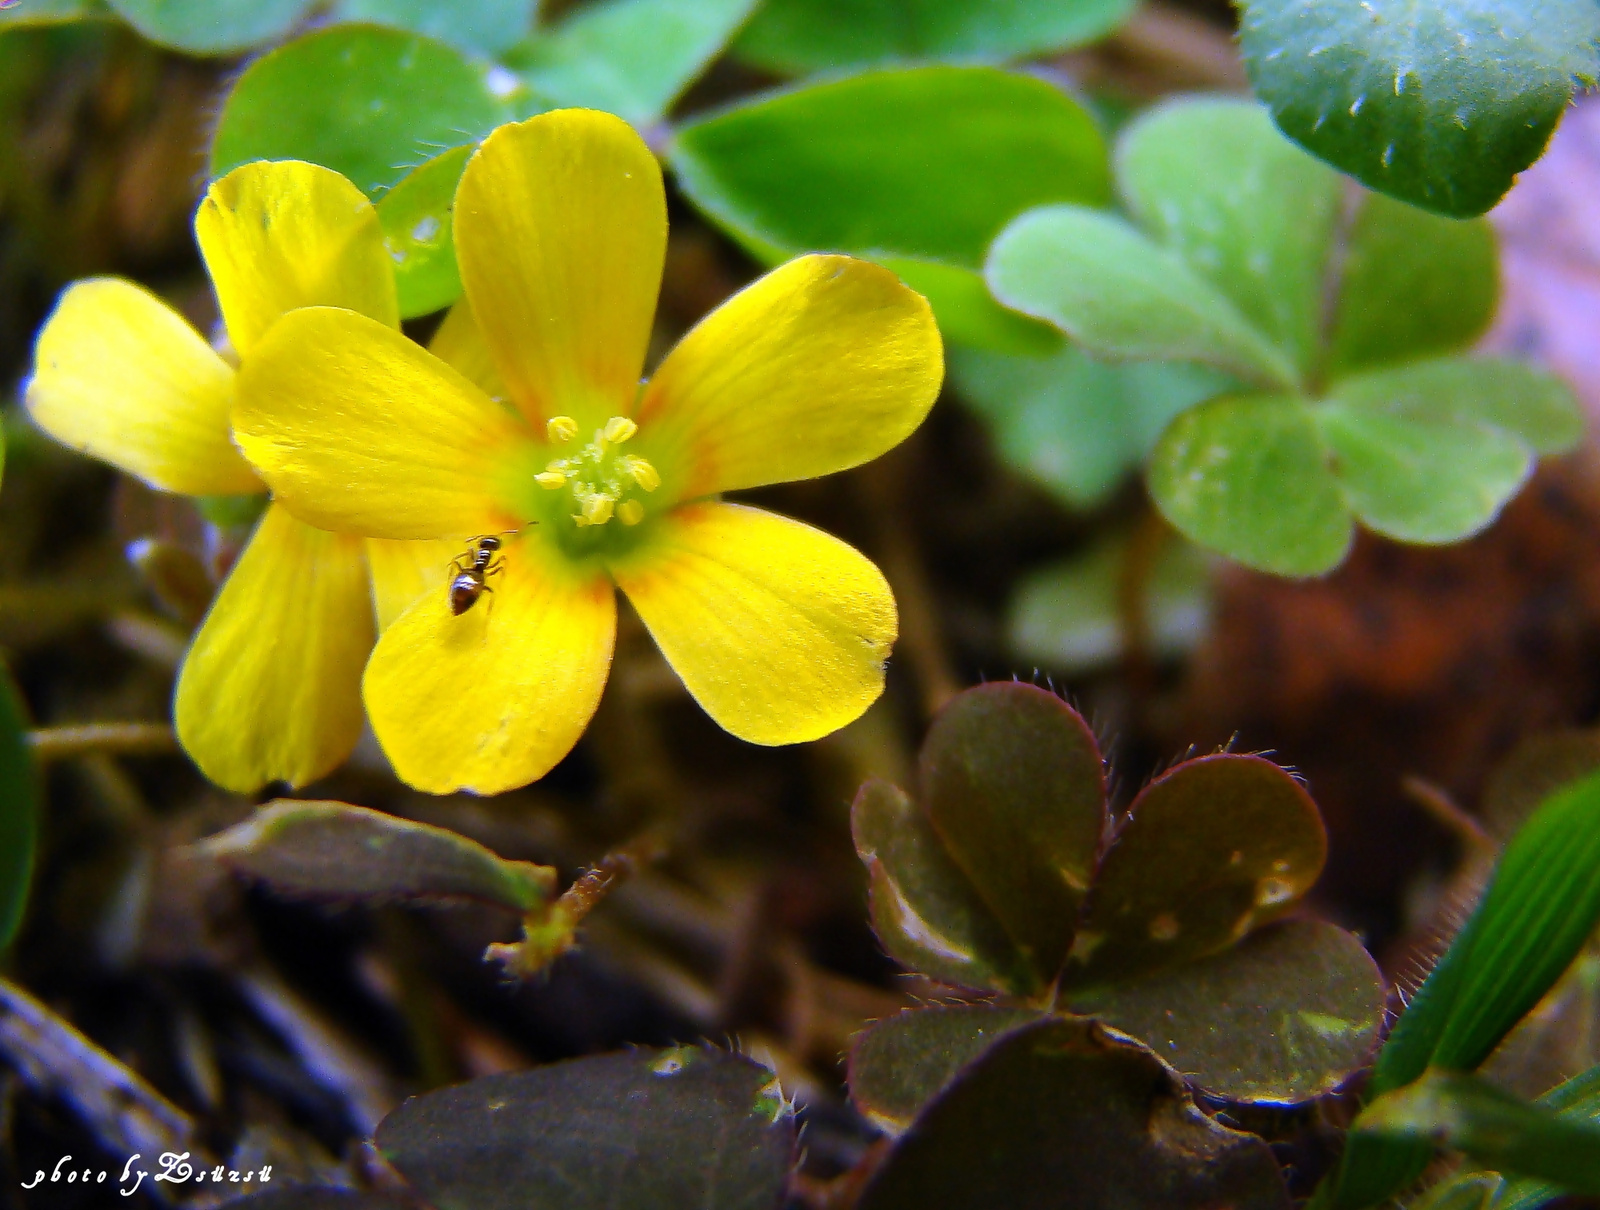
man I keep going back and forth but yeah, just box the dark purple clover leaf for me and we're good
[920,684,1106,972]
[851,683,1107,996]
[1064,754,1326,988]
[847,1005,1048,1133]
[1067,919,1385,1103]
[853,780,1044,995]
[375,1046,794,1210]
[856,1017,1292,1210]
[850,693,1374,1111]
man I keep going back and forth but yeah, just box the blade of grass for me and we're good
[1322,769,1600,1209]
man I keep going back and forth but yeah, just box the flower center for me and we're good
[536,415,659,530]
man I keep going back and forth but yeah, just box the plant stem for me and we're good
[486,824,671,979]
[29,722,177,762]
[1401,775,1497,858]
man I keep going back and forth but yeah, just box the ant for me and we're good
[448,535,508,616]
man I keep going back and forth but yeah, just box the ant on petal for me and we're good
[448,535,507,616]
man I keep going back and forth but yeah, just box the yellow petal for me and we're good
[175,501,373,792]
[364,537,616,795]
[197,159,398,358]
[634,255,943,501]
[26,278,261,496]
[428,295,507,399]
[613,502,897,745]
[367,537,460,632]
[234,307,531,539]
[455,110,666,429]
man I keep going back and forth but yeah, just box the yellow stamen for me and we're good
[538,418,654,532]
[621,455,660,493]
[547,415,579,443]
[581,492,615,526]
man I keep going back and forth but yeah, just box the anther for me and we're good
[547,416,579,443]
[580,492,616,526]
[621,456,660,493]
[603,416,638,444]
[617,500,645,526]
[535,469,567,490]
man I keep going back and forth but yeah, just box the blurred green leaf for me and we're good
[204,799,556,913]
[1328,194,1497,377]
[1238,0,1600,217]
[857,1018,1292,1210]
[876,255,1061,354]
[376,143,472,318]
[0,0,109,27]
[1312,357,1582,546]
[1325,359,1583,457]
[1147,394,1352,577]
[951,343,1232,509]
[732,0,1137,74]
[1007,526,1213,674]
[1411,1174,1505,1210]
[505,0,755,125]
[1065,754,1326,987]
[0,665,37,949]
[987,207,1299,389]
[376,1046,794,1210]
[106,0,314,53]
[848,1005,1046,1133]
[1358,1072,1600,1197]
[210,25,513,197]
[1497,1063,1600,1210]
[1314,403,1530,545]
[853,779,1040,995]
[1116,97,1340,379]
[195,491,269,531]
[1068,920,1383,1103]
[919,682,1106,988]
[330,0,534,56]
[1326,768,1600,1209]
[669,66,1106,352]
[671,67,1108,267]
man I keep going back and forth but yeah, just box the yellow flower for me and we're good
[25,160,452,792]
[233,109,944,796]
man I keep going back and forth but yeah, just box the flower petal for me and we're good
[429,296,507,399]
[455,110,666,429]
[634,255,943,501]
[367,537,459,632]
[613,502,897,745]
[234,306,531,539]
[175,501,373,792]
[364,538,616,795]
[26,278,261,496]
[197,159,398,358]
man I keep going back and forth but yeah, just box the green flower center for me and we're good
[536,414,660,532]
